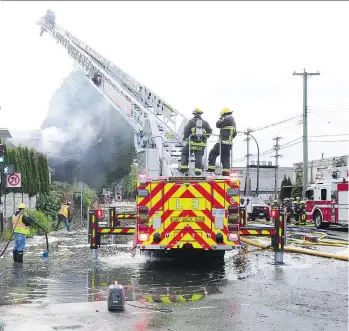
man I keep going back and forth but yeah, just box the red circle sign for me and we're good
[8,174,20,186]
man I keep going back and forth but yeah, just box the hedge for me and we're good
[1,141,50,197]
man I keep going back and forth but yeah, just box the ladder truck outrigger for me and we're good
[38,12,281,260]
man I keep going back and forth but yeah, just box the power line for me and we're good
[308,134,349,137]
[309,139,349,143]
[251,114,302,132]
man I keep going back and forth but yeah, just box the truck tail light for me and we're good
[271,209,278,218]
[138,233,149,242]
[138,224,149,232]
[138,206,149,224]
[138,206,149,214]
[95,209,103,217]
[228,205,239,224]
[228,233,239,242]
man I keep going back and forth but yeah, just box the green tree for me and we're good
[37,153,50,193]
[122,164,137,199]
[291,184,303,199]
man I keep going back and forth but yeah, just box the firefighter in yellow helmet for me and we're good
[55,201,72,232]
[179,108,212,175]
[12,203,32,262]
[207,108,237,176]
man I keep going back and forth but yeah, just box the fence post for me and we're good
[89,209,99,258]
[274,206,285,264]
[239,206,247,227]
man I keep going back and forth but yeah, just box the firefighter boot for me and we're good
[294,214,300,225]
[179,165,189,174]
[17,251,24,263]
[13,251,17,262]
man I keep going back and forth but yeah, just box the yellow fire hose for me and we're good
[240,237,349,262]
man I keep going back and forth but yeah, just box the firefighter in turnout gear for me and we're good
[271,200,279,210]
[295,200,306,225]
[180,108,212,175]
[56,201,72,232]
[208,108,237,176]
[12,203,32,262]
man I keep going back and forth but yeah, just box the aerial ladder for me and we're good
[38,13,283,262]
[38,13,190,179]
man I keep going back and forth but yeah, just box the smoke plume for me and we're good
[9,70,135,187]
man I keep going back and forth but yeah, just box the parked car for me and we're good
[240,196,271,221]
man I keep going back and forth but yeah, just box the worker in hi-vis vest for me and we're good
[12,203,32,262]
[56,201,72,232]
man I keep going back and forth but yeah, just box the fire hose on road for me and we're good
[240,237,348,262]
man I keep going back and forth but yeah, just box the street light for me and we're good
[245,131,260,196]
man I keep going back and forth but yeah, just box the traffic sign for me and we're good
[3,165,14,175]
[7,172,21,188]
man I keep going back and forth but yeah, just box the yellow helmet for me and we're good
[220,108,233,116]
[18,203,26,209]
[192,108,203,115]
[301,200,306,204]
[273,200,278,203]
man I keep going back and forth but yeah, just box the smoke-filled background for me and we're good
[9,70,135,188]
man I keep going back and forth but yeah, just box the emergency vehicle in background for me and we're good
[305,175,349,229]
[38,12,242,258]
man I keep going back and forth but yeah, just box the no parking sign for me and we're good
[7,172,21,188]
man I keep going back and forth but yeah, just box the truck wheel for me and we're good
[314,211,329,229]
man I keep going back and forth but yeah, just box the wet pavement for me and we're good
[0,229,348,331]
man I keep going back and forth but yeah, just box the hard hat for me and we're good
[192,108,203,115]
[296,197,300,200]
[273,200,278,203]
[66,201,72,205]
[220,108,233,116]
[284,198,290,201]
[18,203,26,209]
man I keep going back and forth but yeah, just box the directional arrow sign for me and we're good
[4,165,14,175]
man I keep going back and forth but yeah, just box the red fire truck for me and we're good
[305,177,348,229]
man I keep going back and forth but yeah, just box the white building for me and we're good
[293,155,348,185]
[232,161,293,200]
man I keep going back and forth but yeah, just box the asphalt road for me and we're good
[0,228,347,331]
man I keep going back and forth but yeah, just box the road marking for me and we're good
[188,306,216,310]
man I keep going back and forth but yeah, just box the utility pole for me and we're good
[272,137,282,199]
[293,69,320,196]
[244,129,252,196]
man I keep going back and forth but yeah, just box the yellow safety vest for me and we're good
[58,205,69,218]
[12,213,30,236]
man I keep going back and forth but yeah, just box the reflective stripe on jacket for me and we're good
[183,116,213,147]
[58,205,69,218]
[12,213,30,235]
[216,115,237,144]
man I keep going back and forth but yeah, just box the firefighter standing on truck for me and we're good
[56,201,72,232]
[179,108,212,175]
[12,203,32,263]
[207,108,237,176]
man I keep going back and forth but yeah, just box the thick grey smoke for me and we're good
[9,70,135,187]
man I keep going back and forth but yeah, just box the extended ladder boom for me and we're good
[38,16,189,177]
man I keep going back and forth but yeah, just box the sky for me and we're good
[0,1,348,167]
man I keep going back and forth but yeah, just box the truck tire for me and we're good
[314,211,329,229]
